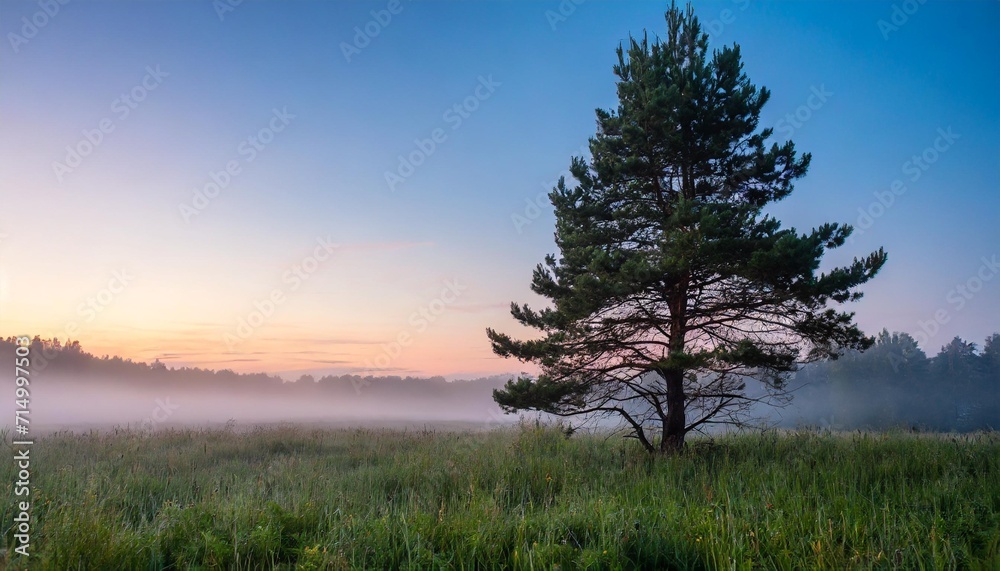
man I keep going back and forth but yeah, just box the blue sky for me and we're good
[0,0,997,377]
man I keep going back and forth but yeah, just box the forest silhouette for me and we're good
[4,330,997,432]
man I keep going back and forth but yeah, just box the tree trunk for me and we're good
[660,368,686,454]
[660,275,689,454]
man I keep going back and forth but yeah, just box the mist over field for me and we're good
[4,334,997,434]
[21,376,511,431]
[0,339,511,432]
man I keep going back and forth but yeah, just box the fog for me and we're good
[2,338,511,434]
[3,332,997,435]
[765,331,1000,432]
[15,378,509,434]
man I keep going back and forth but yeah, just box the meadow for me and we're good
[1,424,998,570]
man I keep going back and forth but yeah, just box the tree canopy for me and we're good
[487,3,886,453]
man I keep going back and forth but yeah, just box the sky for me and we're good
[0,0,997,380]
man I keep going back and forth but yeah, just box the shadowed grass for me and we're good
[1,425,997,569]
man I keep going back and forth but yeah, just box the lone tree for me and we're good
[487,4,886,454]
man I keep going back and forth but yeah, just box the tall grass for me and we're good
[1,424,997,569]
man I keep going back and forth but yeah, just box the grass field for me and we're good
[1,424,998,570]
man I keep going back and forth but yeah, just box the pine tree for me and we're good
[486,3,886,453]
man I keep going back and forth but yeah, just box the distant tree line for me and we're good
[3,335,284,389]
[3,333,997,431]
[790,330,1000,431]
[0,336,508,409]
